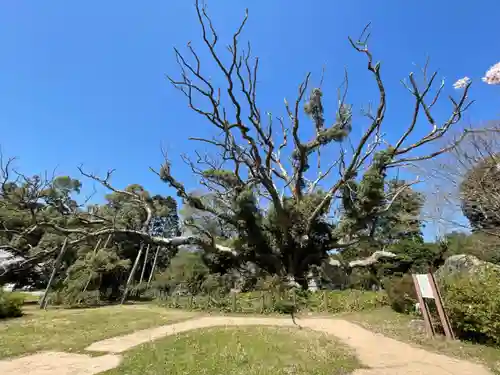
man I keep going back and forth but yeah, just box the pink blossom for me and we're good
[453,77,471,89]
[482,62,500,85]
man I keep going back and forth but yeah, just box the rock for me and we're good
[307,278,319,292]
[435,254,500,280]
[307,271,319,292]
[286,275,301,288]
[408,319,426,333]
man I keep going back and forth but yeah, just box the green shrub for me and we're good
[128,283,157,301]
[384,274,417,314]
[441,265,500,345]
[45,289,102,308]
[0,290,24,319]
[153,250,209,295]
[347,268,379,290]
[272,299,296,314]
[200,273,233,296]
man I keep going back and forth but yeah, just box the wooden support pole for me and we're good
[147,245,161,287]
[260,291,265,313]
[120,243,144,305]
[39,238,68,309]
[139,244,150,285]
[102,234,112,248]
[232,292,237,312]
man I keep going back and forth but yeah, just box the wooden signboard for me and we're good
[412,271,455,340]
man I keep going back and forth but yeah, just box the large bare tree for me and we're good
[154,1,473,286]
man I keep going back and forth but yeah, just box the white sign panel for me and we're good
[416,274,435,299]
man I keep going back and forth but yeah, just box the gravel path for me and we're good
[0,316,494,375]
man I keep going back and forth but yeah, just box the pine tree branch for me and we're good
[77,167,154,232]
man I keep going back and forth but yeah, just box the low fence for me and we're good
[146,289,388,314]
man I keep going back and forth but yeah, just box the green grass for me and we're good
[344,307,500,374]
[103,326,362,375]
[0,304,197,359]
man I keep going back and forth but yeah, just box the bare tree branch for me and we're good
[328,250,397,268]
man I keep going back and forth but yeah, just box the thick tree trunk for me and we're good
[139,244,150,285]
[39,238,68,309]
[147,245,161,287]
[120,243,144,305]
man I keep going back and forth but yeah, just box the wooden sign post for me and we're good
[412,272,455,340]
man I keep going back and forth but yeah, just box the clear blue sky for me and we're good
[0,1,499,239]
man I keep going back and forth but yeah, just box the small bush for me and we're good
[0,290,24,319]
[441,265,500,345]
[384,274,418,314]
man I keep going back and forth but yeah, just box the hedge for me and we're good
[153,289,388,314]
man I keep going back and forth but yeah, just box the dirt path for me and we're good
[0,352,121,375]
[0,316,494,375]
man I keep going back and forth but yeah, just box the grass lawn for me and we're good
[7,291,42,304]
[103,326,362,375]
[344,307,500,374]
[0,304,197,359]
